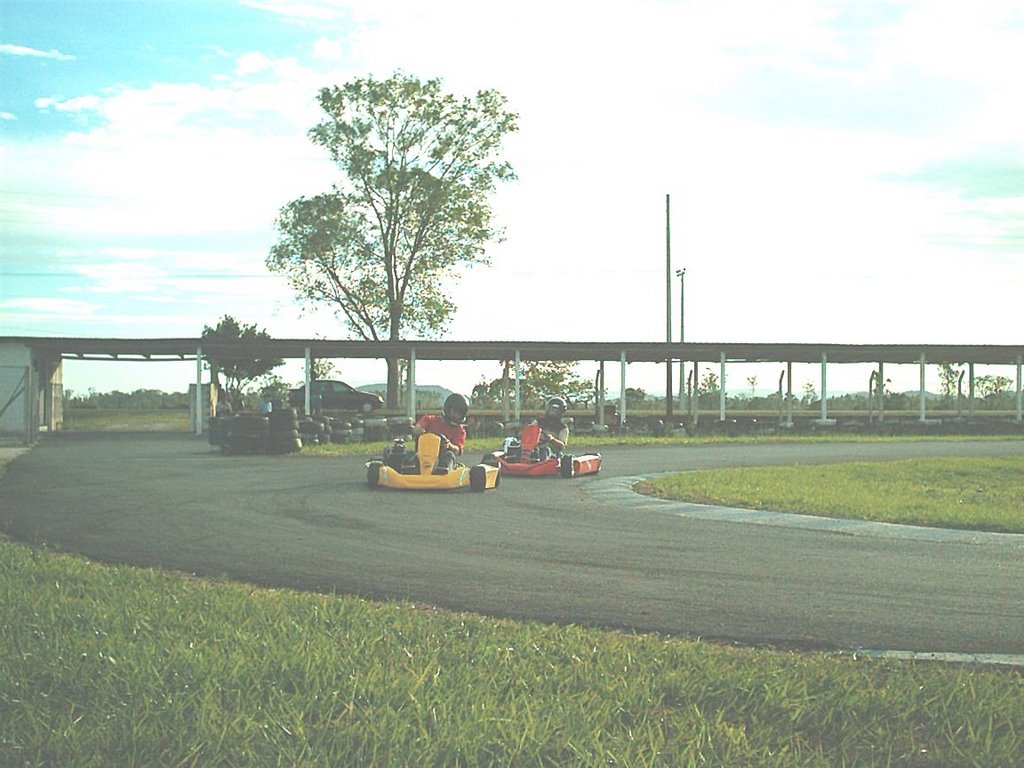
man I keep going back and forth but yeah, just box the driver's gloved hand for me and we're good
[434,449,457,474]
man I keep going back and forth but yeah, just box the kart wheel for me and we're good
[470,464,488,492]
[560,454,574,478]
[367,460,383,488]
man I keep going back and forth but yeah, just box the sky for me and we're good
[1,0,1022,398]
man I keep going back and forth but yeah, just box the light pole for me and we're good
[676,268,685,409]
[664,194,672,418]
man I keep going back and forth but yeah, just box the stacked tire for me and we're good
[298,416,331,447]
[269,407,302,454]
[331,419,354,444]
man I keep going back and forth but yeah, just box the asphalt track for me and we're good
[2,433,1022,658]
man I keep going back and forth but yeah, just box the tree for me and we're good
[938,363,964,398]
[472,361,591,410]
[976,374,1011,398]
[201,316,283,407]
[268,72,518,407]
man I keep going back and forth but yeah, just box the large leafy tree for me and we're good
[201,315,283,406]
[268,72,518,406]
[473,361,592,409]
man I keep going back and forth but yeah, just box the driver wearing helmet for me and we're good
[413,393,469,472]
[534,396,570,457]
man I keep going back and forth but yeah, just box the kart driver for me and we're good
[413,393,469,472]
[534,396,570,458]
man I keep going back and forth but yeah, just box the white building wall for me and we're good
[0,343,64,442]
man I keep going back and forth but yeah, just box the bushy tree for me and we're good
[268,72,518,407]
[201,316,283,406]
[473,360,591,410]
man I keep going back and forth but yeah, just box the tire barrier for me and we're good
[214,411,420,455]
[362,417,389,442]
[388,416,414,439]
[208,416,230,447]
[215,410,303,455]
[220,414,270,455]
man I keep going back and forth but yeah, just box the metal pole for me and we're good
[665,194,673,418]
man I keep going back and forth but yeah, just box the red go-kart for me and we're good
[483,423,601,478]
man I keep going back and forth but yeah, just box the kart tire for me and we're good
[470,464,488,492]
[560,454,574,478]
[367,460,383,488]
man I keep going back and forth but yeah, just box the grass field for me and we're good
[2,535,1022,767]
[4,429,1022,765]
[636,455,1024,534]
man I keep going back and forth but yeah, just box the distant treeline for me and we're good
[64,387,1017,413]
[64,389,191,410]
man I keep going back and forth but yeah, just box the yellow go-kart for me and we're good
[366,432,500,492]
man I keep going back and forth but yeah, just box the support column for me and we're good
[786,361,794,427]
[719,352,726,421]
[514,350,521,422]
[690,360,699,426]
[968,362,976,419]
[919,353,928,423]
[407,347,416,420]
[1016,356,1022,424]
[820,353,828,423]
[501,361,510,424]
[597,361,606,428]
[195,347,203,435]
[878,362,885,422]
[304,347,312,416]
[620,351,627,427]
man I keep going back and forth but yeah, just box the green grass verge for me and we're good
[636,455,1024,534]
[2,537,1022,767]
[63,408,191,432]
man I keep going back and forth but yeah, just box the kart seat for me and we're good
[519,424,542,451]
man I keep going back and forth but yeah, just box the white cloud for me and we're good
[1,297,99,315]
[0,43,75,61]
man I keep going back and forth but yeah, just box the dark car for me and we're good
[288,380,384,413]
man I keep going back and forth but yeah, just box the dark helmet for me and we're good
[443,393,469,425]
[545,396,568,418]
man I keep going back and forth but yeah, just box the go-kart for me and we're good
[483,423,602,478]
[366,431,500,491]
